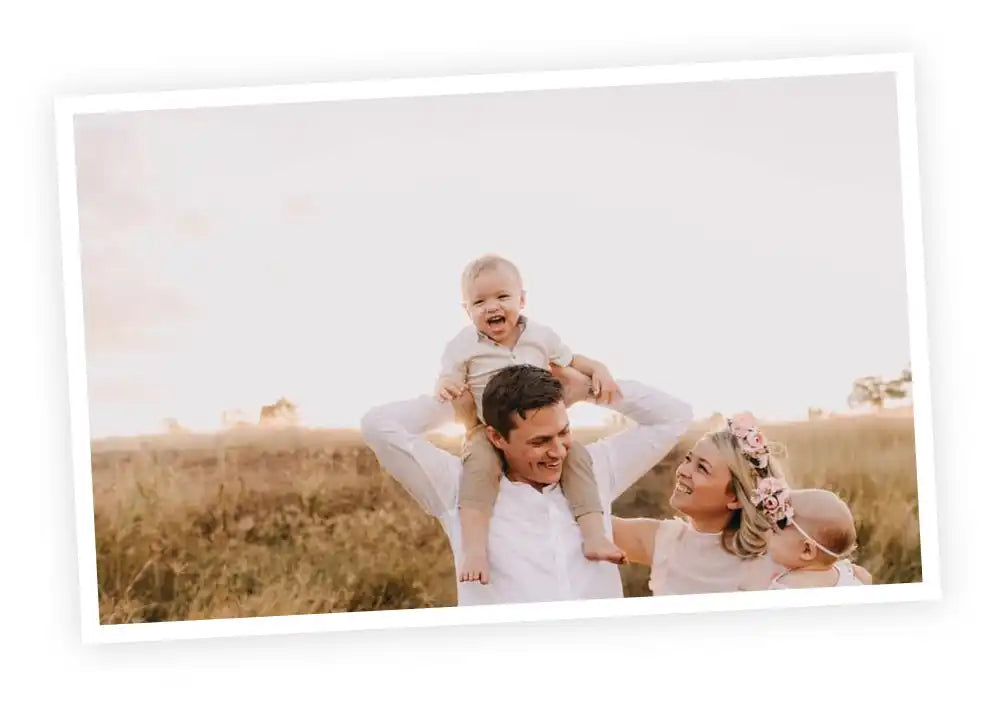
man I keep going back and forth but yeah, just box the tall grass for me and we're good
[90,415,920,623]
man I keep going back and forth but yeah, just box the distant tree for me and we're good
[847,365,913,412]
[808,407,825,420]
[259,397,299,427]
[163,417,188,434]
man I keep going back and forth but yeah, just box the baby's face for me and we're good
[463,266,525,343]
[767,523,806,568]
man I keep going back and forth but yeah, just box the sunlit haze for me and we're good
[73,72,911,438]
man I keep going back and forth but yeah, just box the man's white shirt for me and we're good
[360,380,692,605]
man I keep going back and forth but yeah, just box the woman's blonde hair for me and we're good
[705,426,789,559]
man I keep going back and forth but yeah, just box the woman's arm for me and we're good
[611,516,661,566]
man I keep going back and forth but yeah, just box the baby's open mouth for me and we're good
[486,314,506,327]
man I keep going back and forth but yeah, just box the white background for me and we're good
[1,1,991,697]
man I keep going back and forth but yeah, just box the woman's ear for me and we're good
[726,481,742,511]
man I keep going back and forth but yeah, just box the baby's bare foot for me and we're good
[459,548,491,584]
[583,535,628,565]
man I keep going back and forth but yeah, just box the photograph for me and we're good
[56,54,938,643]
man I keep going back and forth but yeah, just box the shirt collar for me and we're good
[500,473,561,495]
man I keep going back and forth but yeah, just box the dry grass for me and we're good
[90,415,921,623]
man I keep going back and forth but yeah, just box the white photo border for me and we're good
[54,52,940,645]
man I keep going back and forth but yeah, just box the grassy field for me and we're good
[90,414,921,623]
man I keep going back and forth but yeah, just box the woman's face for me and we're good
[670,438,739,523]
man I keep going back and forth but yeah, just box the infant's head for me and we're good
[764,487,857,569]
[460,254,526,344]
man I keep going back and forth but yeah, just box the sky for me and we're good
[71,72,912,438]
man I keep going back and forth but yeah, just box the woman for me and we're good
[613,413,784,594]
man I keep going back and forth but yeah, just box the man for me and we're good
[360,364,692,605]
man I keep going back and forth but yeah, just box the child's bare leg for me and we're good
[562,442,627,564]
[458,506,491,584]
[577,512,627,564]
[458,423,501,584]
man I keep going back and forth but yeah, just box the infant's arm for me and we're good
[436,333,469,400]
[570,353,608,378]
[853,564,873,584]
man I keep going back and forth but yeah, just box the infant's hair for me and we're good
[460,254,523,300]
[790,488,858,561]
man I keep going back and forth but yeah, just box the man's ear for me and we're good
[486,425,505,451]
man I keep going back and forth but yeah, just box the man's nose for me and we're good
[548,440,568,460]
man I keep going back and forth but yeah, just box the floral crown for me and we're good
[727,412,772,471]
[751,476,794,529]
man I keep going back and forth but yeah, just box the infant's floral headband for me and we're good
[751,478,856,560]
[727,412,771,471]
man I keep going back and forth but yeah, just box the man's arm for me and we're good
[584,380,694,503]
[360,395,461,519]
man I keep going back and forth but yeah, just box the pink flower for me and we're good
[762,495,779,512]
[745,431,766,451]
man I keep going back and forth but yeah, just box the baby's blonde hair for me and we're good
[705,428,789,560]
[460,254,523,301]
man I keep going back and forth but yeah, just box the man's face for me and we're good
[487,402,572,489]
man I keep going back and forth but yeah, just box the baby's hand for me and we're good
[591,365,622,405]
[436,376,467,402]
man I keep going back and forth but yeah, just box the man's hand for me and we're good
[451,389,478,431]
[591,365,623,405]
[435,375,467,402]
[550,364,593,407]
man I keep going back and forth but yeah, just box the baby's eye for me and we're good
[499,294,510,300]
[473,300,483,306]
